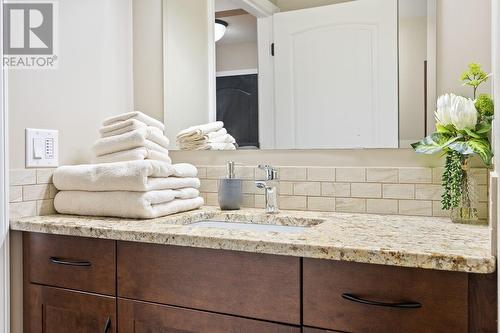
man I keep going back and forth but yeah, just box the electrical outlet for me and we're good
[25,128,59,168]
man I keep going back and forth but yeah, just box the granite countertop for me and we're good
[10,207,495,274]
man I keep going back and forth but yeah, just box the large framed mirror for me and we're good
[152,0,437,150]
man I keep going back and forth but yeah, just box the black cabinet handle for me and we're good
[49,257,91,267]
[103,317,111,333]
[341,293,422,309]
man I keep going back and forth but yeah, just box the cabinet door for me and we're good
[118,242,301,324]
[25,284,116,333]
[118,298,301,333]
[303,259,468,333]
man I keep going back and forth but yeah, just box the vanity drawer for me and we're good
[117,242,301,325]
[303,258,468,333]
[25,232,116,295]
[118,298,301,333]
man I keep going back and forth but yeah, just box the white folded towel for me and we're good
[179,142,236,151]
[206,128,227,140]
[177,121,224,141]
[209,134,236,144]
[93,147,172,164]
[103,111,165,131]
[99,119,152,138]
[93,127,170,157]
[54,190,204,219]
[53,160,199,192]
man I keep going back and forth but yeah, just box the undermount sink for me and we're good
[188,215,324,234]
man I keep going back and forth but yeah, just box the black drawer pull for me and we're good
[103,316,111,333]
[341,293,422,309]
[49,257,91,267]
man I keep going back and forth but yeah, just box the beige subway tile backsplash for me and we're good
[432,201,450,218]
[308,197,335,212]
[279,196,307,210]
[432,167,444,184]
[255,194,265,208]
[336,168,366,182]
[10,201,37,219]
[366,168,398,183]
[279,167,307,181]
[399,168,432,184]
[366,199,398,214]
[336,198,366,213]
[9,186,23,203]
[205,193,219,206]
[399,200,432,216]
[241,194,255,208]
[415,184,443,201]
[293,182,321,196]
[37,199,56,216]
[36,169,55,184]
[23,184,52,201]
[10,165,489,221]
[470,168,488,185]
[10,169,36,186]
[205,166,226,179]
[239,166,256,180]
[321,183,350,197]
[194,165,489,219]
[383,184,415,199]
[351,183,381,198]
[307,167,335,181]
[197,167,207,179]
[279,182,293,195]
[199,179,218,193]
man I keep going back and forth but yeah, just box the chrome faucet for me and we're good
[255,165,278,214]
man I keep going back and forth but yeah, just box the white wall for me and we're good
[163,0,211,147]
[216,42,258,72]
[437,0,491,97]
[133,0,164,122]
[8,1,134,331]
[399,13,427,146]
[8,0,133,168]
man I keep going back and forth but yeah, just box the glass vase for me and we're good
[451,156,481,224]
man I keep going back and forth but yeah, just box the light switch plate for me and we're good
[25,128,59,168]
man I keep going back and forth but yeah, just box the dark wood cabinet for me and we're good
[118,298,301,333]
[117,241,301,324]
[303,258,470,333]
[24,284,116,333]
[22,232,496,333]
[25,232,116,295]
[302,328,341,333]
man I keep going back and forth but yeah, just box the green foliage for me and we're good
[410,133,457,154]
[461,63,490,98]
[467,138,493,165]
[441,151,463,210]
[412,63,495,210]
[475,94,494,117]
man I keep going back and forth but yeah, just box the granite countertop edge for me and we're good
[10,207,496,274]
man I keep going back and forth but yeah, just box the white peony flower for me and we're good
[435,94,454,125]
[450,96,477,130]
[434,93,478,130]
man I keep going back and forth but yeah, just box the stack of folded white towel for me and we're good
[93,111,172,164]
[176,121,237,151]
[53,160,204,219]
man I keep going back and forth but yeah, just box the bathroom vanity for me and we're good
[13,208,496,333]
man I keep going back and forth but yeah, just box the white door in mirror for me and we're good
[273,0,399,149]
[25,128,59,168]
